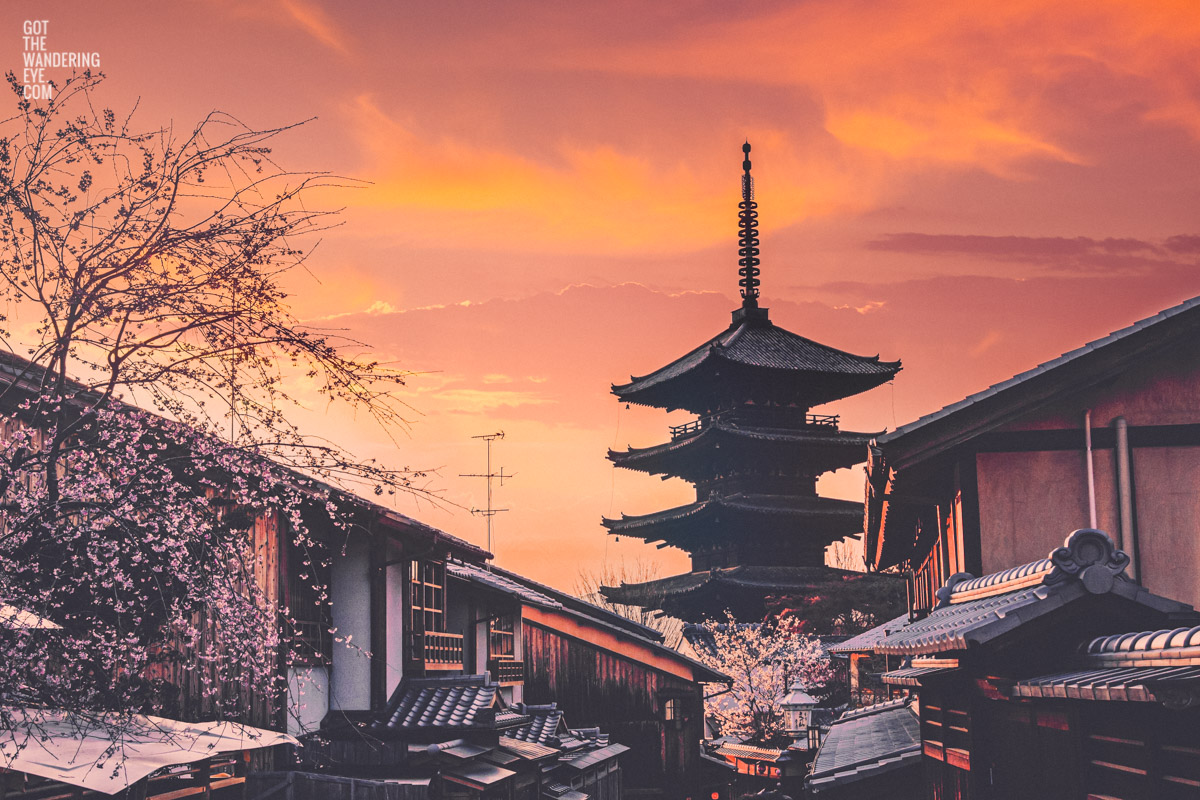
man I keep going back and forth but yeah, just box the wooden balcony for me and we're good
[488,657,524,685]
[413,631,465,671]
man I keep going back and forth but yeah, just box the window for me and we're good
[409,560,445,632]
[489,614,515,658]
[664,698,681,722]
[284,526,332,665]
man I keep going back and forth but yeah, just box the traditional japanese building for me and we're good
[600,143,903,623]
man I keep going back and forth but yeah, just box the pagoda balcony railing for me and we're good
[488,657,524,685]
[669,411,840,440]
[411,631,465,671]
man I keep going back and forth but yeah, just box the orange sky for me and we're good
[5,0,1200,590]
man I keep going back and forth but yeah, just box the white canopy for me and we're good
[0,603,61,630]
[0,708,297,795]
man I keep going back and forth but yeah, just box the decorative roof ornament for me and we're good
[738,141,761,309]
[1044,527,1130,593]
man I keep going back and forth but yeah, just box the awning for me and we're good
[1013,665,1200,703]
[714,742,785,762]
[0,603,60,630]
[882,660,960,687]
[442,762,516,789]
[440,743,493,759]
[0,708,296,795]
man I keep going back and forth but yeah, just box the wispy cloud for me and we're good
[865,232,1199,274]
[277,0,352,56]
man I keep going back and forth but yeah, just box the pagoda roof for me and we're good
[601,493,861,547]
[598,565,905,622]
[612,308,900,413]
[608,422,877,479]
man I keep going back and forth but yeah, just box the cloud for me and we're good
[864,232,1198,274]
[277,0,352,56]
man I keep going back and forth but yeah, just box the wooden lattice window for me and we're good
[489,614,515,658]
[410,560,445,632]
[284,528,332,666]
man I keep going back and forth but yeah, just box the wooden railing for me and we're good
[669,411,840,440]
[488,658,524,685]
[416,631,464,670]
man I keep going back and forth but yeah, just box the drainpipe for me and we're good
[1084,410,1097,529]
[1114,416,1139,583]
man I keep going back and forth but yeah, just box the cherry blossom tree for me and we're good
[0,72,419,729]
[689,612,839,745]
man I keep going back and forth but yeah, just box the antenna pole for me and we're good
[460,432,515,560]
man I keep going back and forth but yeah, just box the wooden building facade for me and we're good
[868,529,1200,800]
[864,295,1200,618]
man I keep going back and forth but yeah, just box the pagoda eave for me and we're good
[599,565,906,623]
[607,425,879,478]
[601,495,863,545]
[614,359,900,415]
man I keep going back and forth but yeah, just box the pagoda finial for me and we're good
[738,141,761,308]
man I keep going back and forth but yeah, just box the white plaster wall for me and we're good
[385,561,406,697]
[286,666,329,736]
[330,535,371,710]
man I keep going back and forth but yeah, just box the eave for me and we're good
[608,424,878,480]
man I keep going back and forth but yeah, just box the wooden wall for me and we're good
[522,621,705,799]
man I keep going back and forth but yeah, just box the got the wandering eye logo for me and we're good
[21,20,102,100]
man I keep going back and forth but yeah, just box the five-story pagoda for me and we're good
[600,143,903,624]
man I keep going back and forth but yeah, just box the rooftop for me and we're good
[602,493,862,538]
[446,561,563,609]
[827,612,911,655]
[879,295,1200,457]
[608,423,876,480]
[1013,622,1200,705]
[611,312,900,414]
[373,674,529,733]
[807,698,921,793]
[604,563,902,623]
[876,529,1192,656]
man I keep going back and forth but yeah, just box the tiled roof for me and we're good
[498,737,560,761]
[613,314,900,403]
[1013,622,1200,704]
[603,493,861,535]
[1085,624,1200,663]
[446,561,563,609]
[828,613,910,654]
[881,660,960,687]
[558,743,630,770]
[602,565,902,609]
[836,696,909,721]
[879,295,1200,446]
[373,674,528,732]
[442,762,516,789]
[608,424,876,478]
[713,742,786,762]
[484,564,667,643]
[877,529,1190,655]
[1013,665,1200,703]
[507,703,564,744]
[807,699,921,792]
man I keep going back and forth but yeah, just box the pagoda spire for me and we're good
[738,141,761,309]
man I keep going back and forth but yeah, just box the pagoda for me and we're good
[599,143,903,624]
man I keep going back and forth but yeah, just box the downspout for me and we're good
[1114,417,1139,583]
[1084,410,1097,528]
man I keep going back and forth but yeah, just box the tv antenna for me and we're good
[459,432,514,559]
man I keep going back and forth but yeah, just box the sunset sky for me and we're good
[5,0,1200,590]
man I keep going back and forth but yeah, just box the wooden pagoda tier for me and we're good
[599,565,905,624]
[607,416,879,489]
[611,305,901,416]
[601,493,862,568]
